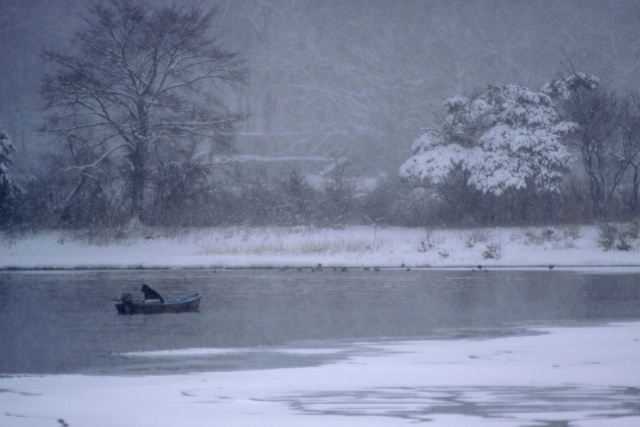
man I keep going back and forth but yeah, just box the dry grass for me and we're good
[195,227,386,256]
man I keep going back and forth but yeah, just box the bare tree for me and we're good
[40,0,245,224]
[547,73,633,219]
[622,94,640,214]
[320,152,361,226]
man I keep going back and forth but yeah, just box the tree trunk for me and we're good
[631,163,640,214]
[129,145,145,222]
[131,103,149,222]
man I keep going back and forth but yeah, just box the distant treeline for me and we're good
[1,160,637,232]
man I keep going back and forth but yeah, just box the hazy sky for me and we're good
[2,0,639,174]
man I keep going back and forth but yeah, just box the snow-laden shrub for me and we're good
[400,84,575,197]
[482,242,501,260]
[623,220,640,240]
[597,221,640,251]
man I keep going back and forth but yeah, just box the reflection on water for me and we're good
[1,268,639,374]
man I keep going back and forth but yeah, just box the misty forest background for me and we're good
[1,0,640,237]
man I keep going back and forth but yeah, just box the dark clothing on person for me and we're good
[141,284,164,303]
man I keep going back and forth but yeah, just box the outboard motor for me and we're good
[120,293,134,314]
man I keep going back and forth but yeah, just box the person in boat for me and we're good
[141,284,164,304]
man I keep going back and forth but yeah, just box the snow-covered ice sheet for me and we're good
[2,322,639,426]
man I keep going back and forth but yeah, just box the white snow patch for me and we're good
[1,322,640,426]
[1,225,638,270]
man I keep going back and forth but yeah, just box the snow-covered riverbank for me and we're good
[2,322,640,426]
[1,225,638,270]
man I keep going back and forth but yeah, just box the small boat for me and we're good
[115,293,201,315]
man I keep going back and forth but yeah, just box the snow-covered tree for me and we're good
[400,84,575,202]
[0,129,23,227]
[541,72,600,100]
[0,131,15,184]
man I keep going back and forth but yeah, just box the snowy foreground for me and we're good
[2,226,639,426]
[1,322,639,426]
[1,225,638,269]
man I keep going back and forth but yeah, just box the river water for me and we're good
[1,268,639,375]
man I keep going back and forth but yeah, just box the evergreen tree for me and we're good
[400,84,574,221]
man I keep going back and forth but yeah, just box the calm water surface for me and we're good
[1,268,639,375]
